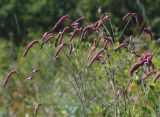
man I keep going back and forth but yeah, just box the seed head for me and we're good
[52,15,70,31]
[153,72,160,83]
[41,32,53,47]
[3,69,17,88]
[87,49,104,67]
[143,28,153,40]
[130,59,146,75]
[58,27,70,44]
[123,13,132,21]
[143,70,156,78]
[23,40,39,57]
[69,28,82,42]
[71,17,86,28]
[54,44,67,59]
[94,15,109,28]
[114,42,128,51]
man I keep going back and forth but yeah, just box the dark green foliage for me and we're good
[0,0,160,45]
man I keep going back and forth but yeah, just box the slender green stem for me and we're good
[119,17,132,39]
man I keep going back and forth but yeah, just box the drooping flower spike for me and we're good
[23,40,40,57]
[114,42,128,51]
[130,51,154,75]
[123,12,139,26]
[54,44,67,59]
[82,25,94,34]
[153,72,160,83]
[143,28,153,40]
[82,25,99,38]
[58,27,70,44]
[69,28,82,42]
[52,15,70,31]
[94,15,109,28]
[42,32,53,43]
[71,17,86,28]
[123,13,132,21]
[41,32,53,48]
[87,49,104,67]
[27,69,40,80]
[140,52,153,62]
[130,59,146,75]
[143,70,156,78]
[3,69,17,88]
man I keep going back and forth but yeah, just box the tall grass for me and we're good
[2,8,160,117]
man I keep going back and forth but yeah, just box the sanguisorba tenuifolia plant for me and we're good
[3,7,160,117]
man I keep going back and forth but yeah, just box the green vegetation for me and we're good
[0,1,160,117]
[0,0,159,44]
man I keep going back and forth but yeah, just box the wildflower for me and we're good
[3,69,17,87]
[143,28,153,40]
[71,17,86,28]
[69,28,82,42]
[82,25,99,38]
[27,69,40,80]
[94,15,109,28]
[73,17,86,24]
[130,52,153,75]
[87,49,104,67]
[58,27,70,44]
[114,42,128,51]
[61,27,70,35]
[130,59,146,74]
[123,13,139,26]
[42,32,53,43]
[23,40,39,57]
[54,44,67,59]
[153,72,160,83]
[143,70,156,78]
[123,13,132,21]
[52,15,70,31]
[41,32,53,48]
[140,52,153,61]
